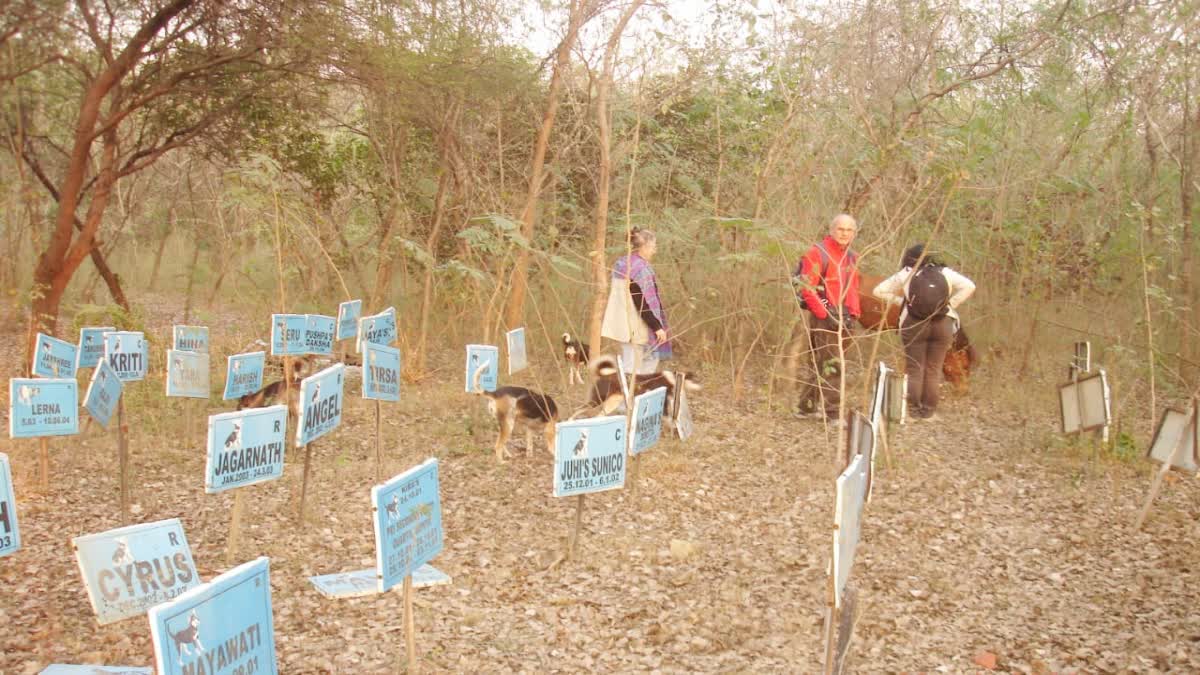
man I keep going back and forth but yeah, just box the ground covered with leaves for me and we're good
[1,301,1198,674]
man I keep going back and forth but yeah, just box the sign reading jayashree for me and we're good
[553,415,626,497]
[336,299,362,341]
[73,518,199,625]
[148,556,277,675]
[372,458,443,592]
[84,360,123,429]
[356,307,397,352]
[9,378,78,438]
[296,363,345,447]
[104,331,148,382]
[78,326,116,369]
[270,314,307,356]
[223,351,265,400]
[0,453,20,557]
[206,405,288,493]
[303,314,336,355]
[629,386,668,456]
[165,350,210,399]
[33,332,79,378]
[363,343,400,402]
[172,325,209,353]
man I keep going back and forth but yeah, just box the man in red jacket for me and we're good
[793,214,861,422]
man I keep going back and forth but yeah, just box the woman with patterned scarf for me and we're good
[600,229,672,375]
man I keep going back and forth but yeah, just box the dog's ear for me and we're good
[683,376,702,391]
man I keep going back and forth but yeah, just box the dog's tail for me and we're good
[588,354,619,378]
[471,361,490,395]
[662,370,702,392]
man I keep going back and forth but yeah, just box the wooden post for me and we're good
[298,441,315,523]
[38,437,49,492]
[118,397,130,522]
[822,552,838,675]
[375,399,383,483]
[568,494,585,560]
[226,490,246,565]
[402,574,418,673]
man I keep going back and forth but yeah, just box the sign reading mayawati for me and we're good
[205,406,288,493]
[296,364,345,447]
[372,458,443,592]
[553,415,626,497]
[9,378,78,438]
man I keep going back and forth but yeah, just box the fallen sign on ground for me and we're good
[223,351,266,400]
[103,331,148,382]
[172,325,210,353]
[270,314,307,356]
[337,299,362,341]
[464,344,499,393]
[33,332,79,378]
[0,453,20,557]
[40,666,151,674]
[506,327,528,375]
[77,326,115,369]
[206,405,288,493]
[1058,369,1110,435]
[823,450,869,674]
[165,349,210,399]
[83,360,123,429]
[309,563,451,599]
[148,556,277,675]
[73,518,199,625]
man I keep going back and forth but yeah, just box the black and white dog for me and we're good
[561,333,590,385]
[472,362,559,463]
[587,354,700,421]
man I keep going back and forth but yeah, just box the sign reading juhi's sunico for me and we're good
[148,557,277,675]
[372,458,444,592]
[554,415,626,497]
[73,518,199,625]
[206,405,288,493]
[84,360,123,429]
[0,453,20,558]
[39,665,151,674]
[78,326,116,369]
[104,331,148,382]
[270,314,307,356]
[32,332,79,379]
[165,350,210,399]
[172,325,210,353]
[629,386,668,456]
[223,352,266,400]
[464,344,499,393]
[9,378,78,438]
[336,299,362,341]
[296,363,345,447]
[356,307,397,352]
[363,343,400,402]
[506,327,528,375]
[304,314,336,355]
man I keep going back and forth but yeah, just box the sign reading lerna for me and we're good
[296,363,345,447]
[833,452,867,608]
[166,350,210,399]
[554,415,626,497]
[40,665,151,674]
[84,360,123,429]
[269,314,307,356]
[336,299,362,341]
[172,325,210,353]
[356,306,397,351]
[78,326,116,369]
[206,405,288,493]
[10,378,78,438]
[148,556,276,675]
[0,453,20,557]
[223,351,266,400]
[464,344,499,393]
[104,331,148,382]
[73,518,199,625]
[32,332,79,379]
[629,386,668,456]
[363,342,401,402]
[303,314,336,355]
[372,458,444,592]
[506,327,528,375]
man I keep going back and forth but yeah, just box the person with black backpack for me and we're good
[871,243,975,419]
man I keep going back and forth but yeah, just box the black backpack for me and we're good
[905,265,950,320]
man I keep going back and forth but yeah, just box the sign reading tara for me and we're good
[166,350,210,399]
[104,331,148,382]
[0,453,20,557]
[554,415,627,497]
[373,458,444,592]
[33,332,79,379]
[84,360,123,429]
[629,387,668,456]
[303,314,336,355]
[296,363,345,447]
[148,557,277,675]
[336,299,362,341]
[10,378,78,438]
[172,325,210,353]
[78,326,116,369]
[363,343,401,402]
[464,344,499,393]
[309,563,451,599]
[270,314,307,356]
[206,405,288,493]
[356,307,397,352]
[40,665,151,674]
[74,518,199,625]
[833,452,868,608]
[506,327,528,375]
[223,352,266,400]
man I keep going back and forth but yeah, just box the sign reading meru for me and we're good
[74,518,200,625]
[148,556,277,675]
[9,378,78,438]
[269,314,307,356]
[104,331,148,382]
[363,343,400,402]
[372,458,443,592]
[32,332,79,378]
[629,386,668,456]
[205,406,288,493]
[166,350,210,399]
[84,360,123,429]
[0,453,20,558]
[336,299,362,341]
[553,415,627,497]
[223,352,265,401]
[78,326,116,369]
[296,364,345,447]
[172,325,210,353]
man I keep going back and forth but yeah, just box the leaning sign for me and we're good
[33,332,79,378]
[464,344,499,393]
[629,387,668,456]
[148,556,277,675]
[83,360,123,429]
[336,299,362,341]
[357,307,397,351]
[0,453,19,557]
[77,326,116,369]
[73,518,199,625]
[206,406,288,493]
[9,378,78,438]
[372,458,444,592]
[833,452,868,608]
[296,363,345,447]
[554,415,626,497]
[104,331,148,381]
[223,352,266,400]
[165,350,210,399]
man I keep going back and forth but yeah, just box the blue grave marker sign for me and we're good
[206,405,288,493]
[506,327,528,375]
[304,314,336,355]
[553,415,627,497]
[357,307,397,351]
[104,331,148,382]
[40,665,151,674]
[84,360,123,429]
[269,314,307,356]
[9,378,78,438]
[337,299,362,341]
[172,325,210,353]
[363,343,401,402]
[464,344,499,393]
[32,332,78,379]
[148,556,277,675]
[372,458,444,592]
[165,350,210,399]
[73,518,199,625]
[77,326,116,369]
[629,386,668,456]
[0,453,19,557]
[296,363,345,447]
[223,351,266,400]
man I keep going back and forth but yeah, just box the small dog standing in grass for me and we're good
[561,333,590,385]
[472,362,559,463]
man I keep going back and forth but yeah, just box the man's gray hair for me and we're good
[829,213,857,231]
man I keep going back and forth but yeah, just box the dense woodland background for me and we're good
[1,0,1197,412]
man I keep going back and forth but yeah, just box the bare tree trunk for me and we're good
[414,102,460,375]
[148,209,173,291]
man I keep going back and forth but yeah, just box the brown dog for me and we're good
[472,363,558,463]
[587,354,700,420]
[236,356,315,422]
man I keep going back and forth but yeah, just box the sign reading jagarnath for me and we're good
[205,405,288,493]
[372,458,444,592]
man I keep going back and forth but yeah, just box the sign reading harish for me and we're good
[222,352,265,401]
[205,406,288,493]
[372,458,444,592]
